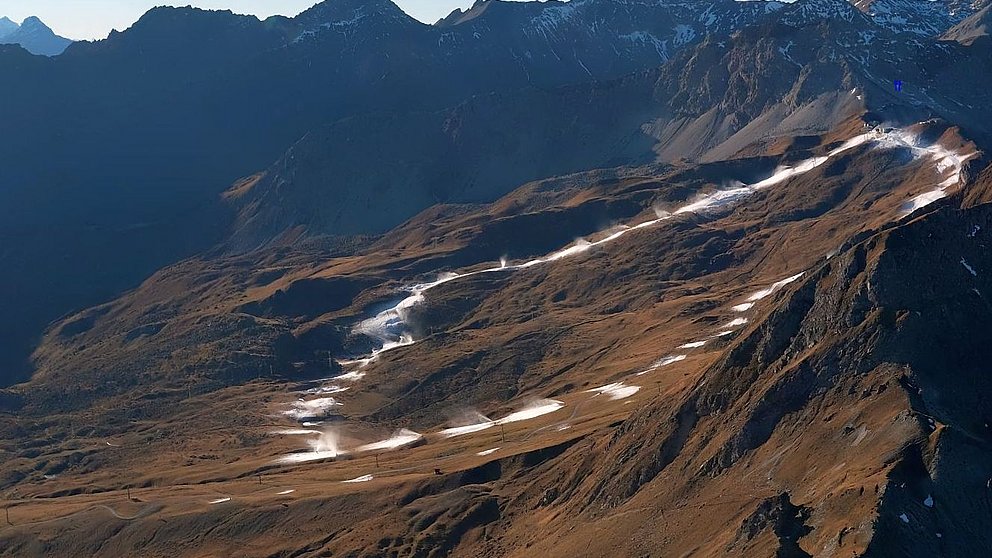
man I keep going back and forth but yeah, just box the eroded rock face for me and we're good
[564,200,992,556]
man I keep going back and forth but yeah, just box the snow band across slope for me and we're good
[345,127,972,366]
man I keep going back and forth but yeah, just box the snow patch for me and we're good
[587,382,641,401]
[640,354,687,375]
[278,450,343,464]
[902,188,948,215]
[961,258,978,277]
[304,385,349,395]
[355,429,423,453]
[496,399,565,424]
[722,318,749,328]
[283,397,341,421]
[881,130,977,216]
[342,474,373,483]
[747,273,805,301]
[439,421,496,438]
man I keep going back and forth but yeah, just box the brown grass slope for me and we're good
[1,122,989,556]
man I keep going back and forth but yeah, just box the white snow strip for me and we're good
[304,385,349,395]
[496,400,565,424]
[732,302,755,312]
[879,129,978,216]
[208,498,231,505]
[674,134,872,216]
[722,318,749,328]
[902,188,948,214]
[278,450,344,464]
[477,448,500,457]
[586,382,641,401]
[331,369,367,382]
[277,430,348,464]
[355,429,423,453]
[276,489,295,495]
[713,330,735,337]
[331,128,969,400]
[899,513,910,523]
[283,397,342,420]
[639,354,687,375]
[342,133,887,367]
[270,429,322,436]
[439,421,496,438]
[961,258,978,277]
[747,273,805,302]
[342,474,373,483]
[653,354,687,367]
[678,341,707,349]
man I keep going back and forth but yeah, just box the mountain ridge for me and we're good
[0,0,807,386]
[0,15,72,56]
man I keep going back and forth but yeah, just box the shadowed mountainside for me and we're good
[0,0,789,386]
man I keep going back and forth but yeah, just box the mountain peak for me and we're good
[852,0,980,35]
[0,15,71,56]
[295,0,413,24]
[0,16,17,38]
[776,0,875,29]
[942,4,991,44]
[291,0,420,41]
[435,0,549,27]
[20,16,47,27]
[133,5,249,27]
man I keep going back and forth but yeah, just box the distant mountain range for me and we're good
[0,15,72,56]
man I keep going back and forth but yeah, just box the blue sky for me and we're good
[0,0,506,40]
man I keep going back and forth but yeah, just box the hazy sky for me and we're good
[0,1,497,40]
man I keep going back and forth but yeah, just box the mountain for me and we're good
[5,122,989,555]
[225,0,992,250]
[0,16,72,56]
[0,0,792,386]
[1,0,992,555]
[2,0,989,385]
[942,4,992,44]
[851,0,981,35]
[0,16,17,38]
